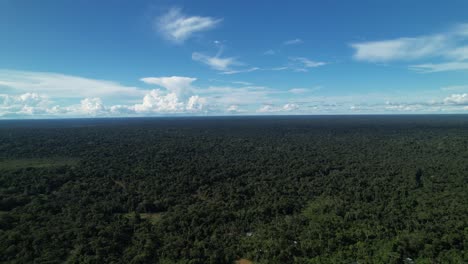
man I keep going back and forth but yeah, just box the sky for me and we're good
[1,0,468,118]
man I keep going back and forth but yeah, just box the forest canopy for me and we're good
[0,116,467,263]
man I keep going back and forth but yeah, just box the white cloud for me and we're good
[80,98,106,115]
[109,104,135,115]
[140,76,196,98]
[133,90,184,113]
[257,103,300,113]
[351,35,448,62]
[257,105,275,113]
[0,71,208,117]
[284,39,303,45]
[109,90,207,114]
[350,23,468,69]
[226,104,240,113]
[131,77,205,113]
[186,95,205,112]
[288,57,326,72]
[293,57,326,67]
[156,8,221,43]
[0,93,57,117]
[192,52,259,74]
[0,69,144,99]
[446,46,468,61]
[283,103,299,111]
[444,94,468,105]
[383,102,426,112]
[220,67,260,75]
[409,62,468,73]
[192,52,240,71]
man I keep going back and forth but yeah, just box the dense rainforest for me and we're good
[0,116,466,264]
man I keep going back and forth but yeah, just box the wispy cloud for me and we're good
[284,38,303,45]
[0,69,144,99]
[288,86,322,94]
[192,50,259,75]
[263,49,276,55]
[350,23,468,72]
[193,85,275,105]
[351,35,449,62]
[446,46,468,61]
[220,67,260,75]
[288,57,326,72]
[409,62,468,73]
[156,8,222,44]
[290,57,326,67]
[232,81,253,86]
[192,52,240,71]
[271,66,288,71]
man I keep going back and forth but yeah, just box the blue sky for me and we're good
[1,0,468,118]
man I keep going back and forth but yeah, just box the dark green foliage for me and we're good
[0,116,467,263]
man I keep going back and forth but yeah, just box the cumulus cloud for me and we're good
[133,90,184,113]
[0,69,144,99]
[186,95,205,112]
[82,90,206,116]
[126,90,205,114]
[283,103,299,111]
[226,104,240,113]
[126,76,206,114]
[257,103,300,113]
[0,73,209,117]
[80,98,106,115]
[0,93,57,117]
[156,8,221,43]
[140,76,196,98]
[444,94,468,105]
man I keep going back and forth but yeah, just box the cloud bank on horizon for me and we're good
[1,1,468,118]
